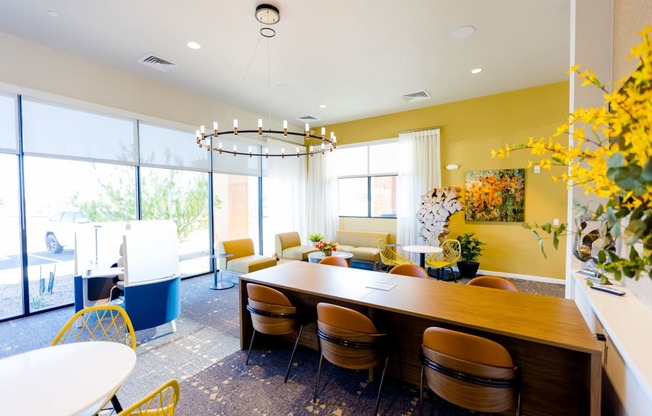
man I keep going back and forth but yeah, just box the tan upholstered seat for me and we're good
[467,276,520,292]
[318,256,349,267]
[314,303,390,416]
[388,263,428,278]
[275,232,318,261]
[420,327,520,415]
[246,283,305,383]
[220,238,277,273]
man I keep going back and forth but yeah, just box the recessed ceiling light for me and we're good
[47,10,59,18]
[187,41,201,50]
[471,68,482,74]
[319,104,327,109]
[451,26,475,40]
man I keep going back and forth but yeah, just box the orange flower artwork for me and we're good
[464,169,525,222]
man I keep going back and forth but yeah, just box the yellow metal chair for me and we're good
[117,378,180,416]
[425,239,461,282]
[377,239,411,271]
[52,304,136,349]
[52,305,136,413]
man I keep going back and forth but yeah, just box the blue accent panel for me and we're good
[124,277,181,331]
[73,275,84,313]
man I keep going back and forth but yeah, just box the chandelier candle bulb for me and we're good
[192,5,337,160]
[281,148,285,158]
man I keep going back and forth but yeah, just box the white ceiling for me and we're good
[0,0,570,126]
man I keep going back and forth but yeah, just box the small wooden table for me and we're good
[0,342,136,416]
[402,245,442,268]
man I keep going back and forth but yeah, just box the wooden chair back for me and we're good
[247,283,297,335]
[388,263,428,278]
[467,276,519,292]
[318,256,349,267]
[316,303,385,370]
[421,327,520,414]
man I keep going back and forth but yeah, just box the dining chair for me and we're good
[420,327,520,415]
[424,239,461,282]
[388,263,428,278]
[467,276,520,292]
[51,304,137,413]
[117,378,180,415]
[318,256,349,267]
[314,302,391,416]
[377,239,411,271]
[246,283,306,383]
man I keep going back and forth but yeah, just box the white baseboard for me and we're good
[474,269,565,285]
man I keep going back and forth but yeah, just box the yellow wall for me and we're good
[330,82,569,280]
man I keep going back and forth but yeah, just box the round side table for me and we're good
[210,253,234,290]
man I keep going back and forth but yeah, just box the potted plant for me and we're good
[456,232,485,279]
[308,233,324,247]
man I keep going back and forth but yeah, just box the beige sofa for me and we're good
[219,238,277,274]
[275,232,318,261]
[335,230,389,270]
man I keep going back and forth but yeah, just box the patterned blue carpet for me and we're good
[0,272,562,415]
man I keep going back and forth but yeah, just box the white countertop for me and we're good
[572,271,652,401]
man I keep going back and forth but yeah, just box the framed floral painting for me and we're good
[464,168,525,222]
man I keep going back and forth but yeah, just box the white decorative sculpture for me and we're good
[416,186,463,246]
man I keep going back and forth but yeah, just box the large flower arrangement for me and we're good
[315,240,338,255]
[492,26,652,281]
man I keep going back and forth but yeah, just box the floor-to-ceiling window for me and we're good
[140,122,211,276]
[0,91,307,321]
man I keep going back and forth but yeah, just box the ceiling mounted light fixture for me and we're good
[196,3,336,158]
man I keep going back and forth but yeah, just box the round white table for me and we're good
[402,245,443,268]
[308,251,354,265]
[0,342,137,416]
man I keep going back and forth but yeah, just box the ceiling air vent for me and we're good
[401,90,431,103]
[137,53,177,72]
[297,115,320,122]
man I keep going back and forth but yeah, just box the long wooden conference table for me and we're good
[239,261,601,416]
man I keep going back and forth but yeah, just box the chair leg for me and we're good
[313,354,324,403]
[284,324,304,383]
[110,395,123,413]
[419,365,425,416]
[449,266,457,283]
[245,329,257,365]
[373,356,390,416]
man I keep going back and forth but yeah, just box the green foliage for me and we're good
[456,232,485,263]
[73,167,221,242]
[308,233,324,243]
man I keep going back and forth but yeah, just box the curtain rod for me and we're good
[397,126,440,134]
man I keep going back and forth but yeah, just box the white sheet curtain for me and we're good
[262,139,308,255]
[306,151,338,243]
[396,128,441,262]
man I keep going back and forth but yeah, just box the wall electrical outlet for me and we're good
[534,165,541,174]
[553,218,560,226]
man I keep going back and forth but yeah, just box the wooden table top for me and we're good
[242,261,600,355]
